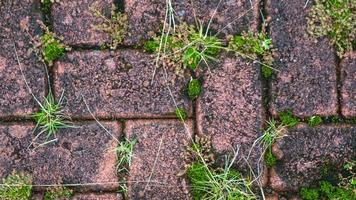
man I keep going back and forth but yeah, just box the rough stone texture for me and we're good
[126,120,192,200]
[196,54,264,172]
[124,0,259,45]
[70,193,123,200]
[30,122,121,192]
[54,50,191,118]
[52,0,113,47]
[270,124,356,192]
[340,52,356,117]
[267,0,338,117]
[30,193,43,200]
[0,0,45,117]
[0,123,33,178]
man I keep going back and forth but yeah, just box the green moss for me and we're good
[0,173,32,200]
[187,79,201,100]
[262,65,273,78]
[307,0,355,57]
[265,149,277,168]
[40,0,52,14]
[175,108,187,121]
[308,116,323,127]
[144,40,160,53]
[300,187,320,200]
[44,187,73,200]
[279,110,299,127]
[41,32,66,64]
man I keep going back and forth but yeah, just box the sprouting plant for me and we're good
[175,107,187,121]
[228,31,274,78]
[32,91,71,141]
[115,138,137,173]
[90,3,128,50]
[279,110,299,127]
[307,0,355,57]
[44,186,73,200]
[187,78,201,100]
[308,116,323,127]
[0,173,32,200]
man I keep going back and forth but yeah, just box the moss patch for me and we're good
[44,187,73,200]
[0,173,32,200]
[187,79,201,100]
[279,110,299,127]
[307,0,355,57]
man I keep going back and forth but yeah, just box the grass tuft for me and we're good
[115,138,137,173]
[32,92,70,140]
[0,173,32,200]
[307,0,355,57]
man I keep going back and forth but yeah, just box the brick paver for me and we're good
[270,124,356,192]
[125,120,192,199]
[340,52,356,117]
[0,0,46,118]
[267,0,338,117]
[196,54,264,171]
[0,122,121,192]
[70,193,123,200]
[54,50,191,118]
[52,0,113,47]
[124,0,259,45]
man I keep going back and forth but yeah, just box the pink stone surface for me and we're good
[52,0,113,47]
[267,0,338,117]
[0,0,46,117]
[270,124,355,192]
[54,50,191,118]
[124,0,259,45]
[125,120,192,200]
[340,52,356,117]
[196,54,264,172]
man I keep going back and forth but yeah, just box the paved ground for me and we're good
[0,0,355,199]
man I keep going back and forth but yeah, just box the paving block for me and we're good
[125,120,192,200]
[52,0,113,47]
[340,52,356,117]
[124,0,259,45]
[267,0,338,117]
[196,54,264,172]
[270,124,356,192]
[0,0,46,117]
[54,50,191,118]
[70,193,123,200]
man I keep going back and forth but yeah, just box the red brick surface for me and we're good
[0,0,46,117]
[267,0,338,117]
[54,50,191,118]
[125,120,192,200]
[340,52,356,117]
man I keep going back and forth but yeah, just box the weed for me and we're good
[0,173,32,200]
[278,110,299,127]
[307,0,355,57]
[187,78,201,100]
[90,4,128,50]
[308,116,323,127]
[175,107,187,121]
[115,138,137,173]
[40,0,60,14]
[32,92,71,141]
[228,31,274,78]
[44,186,73,200]
[184,135,215,168]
